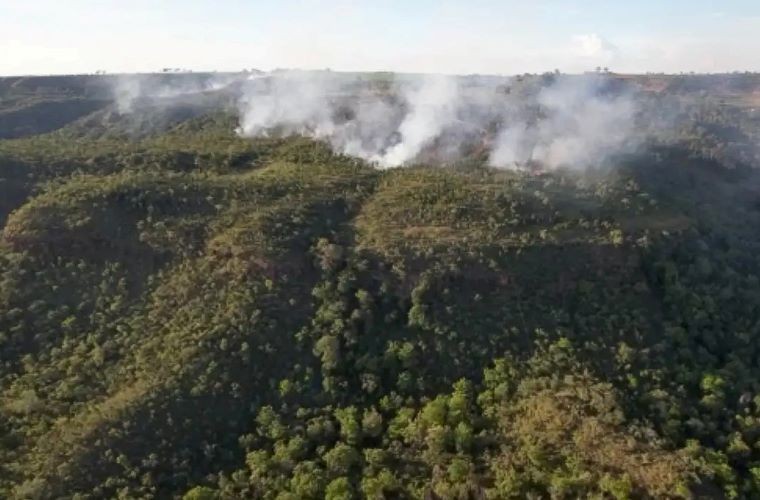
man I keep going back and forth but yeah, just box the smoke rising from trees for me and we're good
[236,71,639,169]
[110,70,641,170]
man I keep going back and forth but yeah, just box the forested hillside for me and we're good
[2,72,760,499]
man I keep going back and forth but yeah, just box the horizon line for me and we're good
[3,68,760,79]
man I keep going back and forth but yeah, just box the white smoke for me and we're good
[237,71,476,168]
[237,71,416,167]
[237,71,340,139]
[232,71,641,170]
[374,75,461,167]
[113,75,144,114]
[489,76,637,169]
[113,73,241,114]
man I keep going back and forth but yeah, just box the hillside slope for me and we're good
[1,74,760,498]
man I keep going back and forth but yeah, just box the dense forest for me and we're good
[2,71,760,499]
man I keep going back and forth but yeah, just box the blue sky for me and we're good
[2,0,760,75]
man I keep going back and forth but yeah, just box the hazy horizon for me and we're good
[4,68,760,79]
[3,0,760,77]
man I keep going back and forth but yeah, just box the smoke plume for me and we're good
[113,73,241,114]
[489,76,637,168]
[235,71,640,170]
